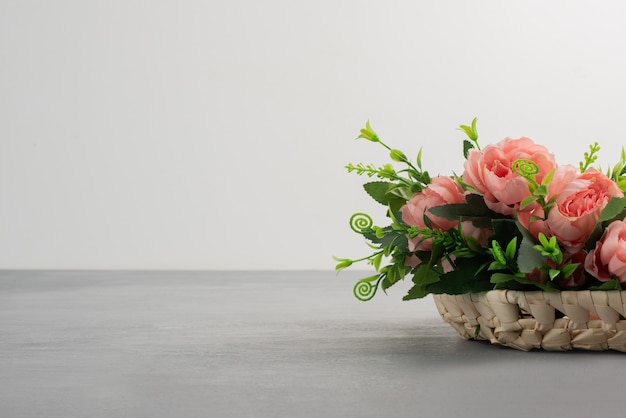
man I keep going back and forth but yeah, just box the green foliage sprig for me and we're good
[580,142,601,172]
[608,147,626,192]
[459,117,480,157]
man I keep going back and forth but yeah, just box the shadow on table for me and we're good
[339,317,626,373]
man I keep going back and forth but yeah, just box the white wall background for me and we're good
[2,1,626,270]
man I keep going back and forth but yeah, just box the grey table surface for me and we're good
[1,270,624,418]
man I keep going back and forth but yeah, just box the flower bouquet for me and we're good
[336,119,626,351]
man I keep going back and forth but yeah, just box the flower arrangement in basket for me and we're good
[335,119,626,351]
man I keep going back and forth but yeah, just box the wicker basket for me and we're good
[433,290,626,352]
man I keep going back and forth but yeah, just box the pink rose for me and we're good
[545,169,623,253]
[524,267,548,286]
[585,220,626,282]
[463,137,556,215]
[401,176,466,251]
[405,255,421,268]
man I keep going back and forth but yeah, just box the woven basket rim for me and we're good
[433,289,626,352]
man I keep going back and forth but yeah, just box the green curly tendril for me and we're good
[353,276,381,301]
[350,213,373,233]
[511,158,539,180]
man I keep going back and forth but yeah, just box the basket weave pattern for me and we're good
[433,290,626,351]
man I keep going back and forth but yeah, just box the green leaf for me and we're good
[560,262,579,279]
[413,264,440,286]
[510,273,558,292]
[548,269,560,281]
[505,237,518,261]
[537,232,550,248]
[465,235,482,252]
[585,223,605,252]
[473,260,490,277]
[403,284,429,300]
[362,182,407,212]
[459,125,473,139]
[534,185,548,196]
[490,240,506,265]
[490,272,517,283]
[422,212,432,229]
[588,279,622,290]
[598,196,626,223]
[363,182,392,205]
[517,236,547,273]
[541,168,555,186]
[387,185,415,201]
[488,261,507,271]
[428,193,499,224]
[363,227,408,252]
[459,117,478,141]
[416,147,423,169]
[372,252,383,271]
[519,195,538,210]
[385,267,396,288]
[382,264,407,290]
[403,265,440,300]
[425,256,494,295]
[389,209,404,228]
[463,140,474,158]
[491,219,522,249]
